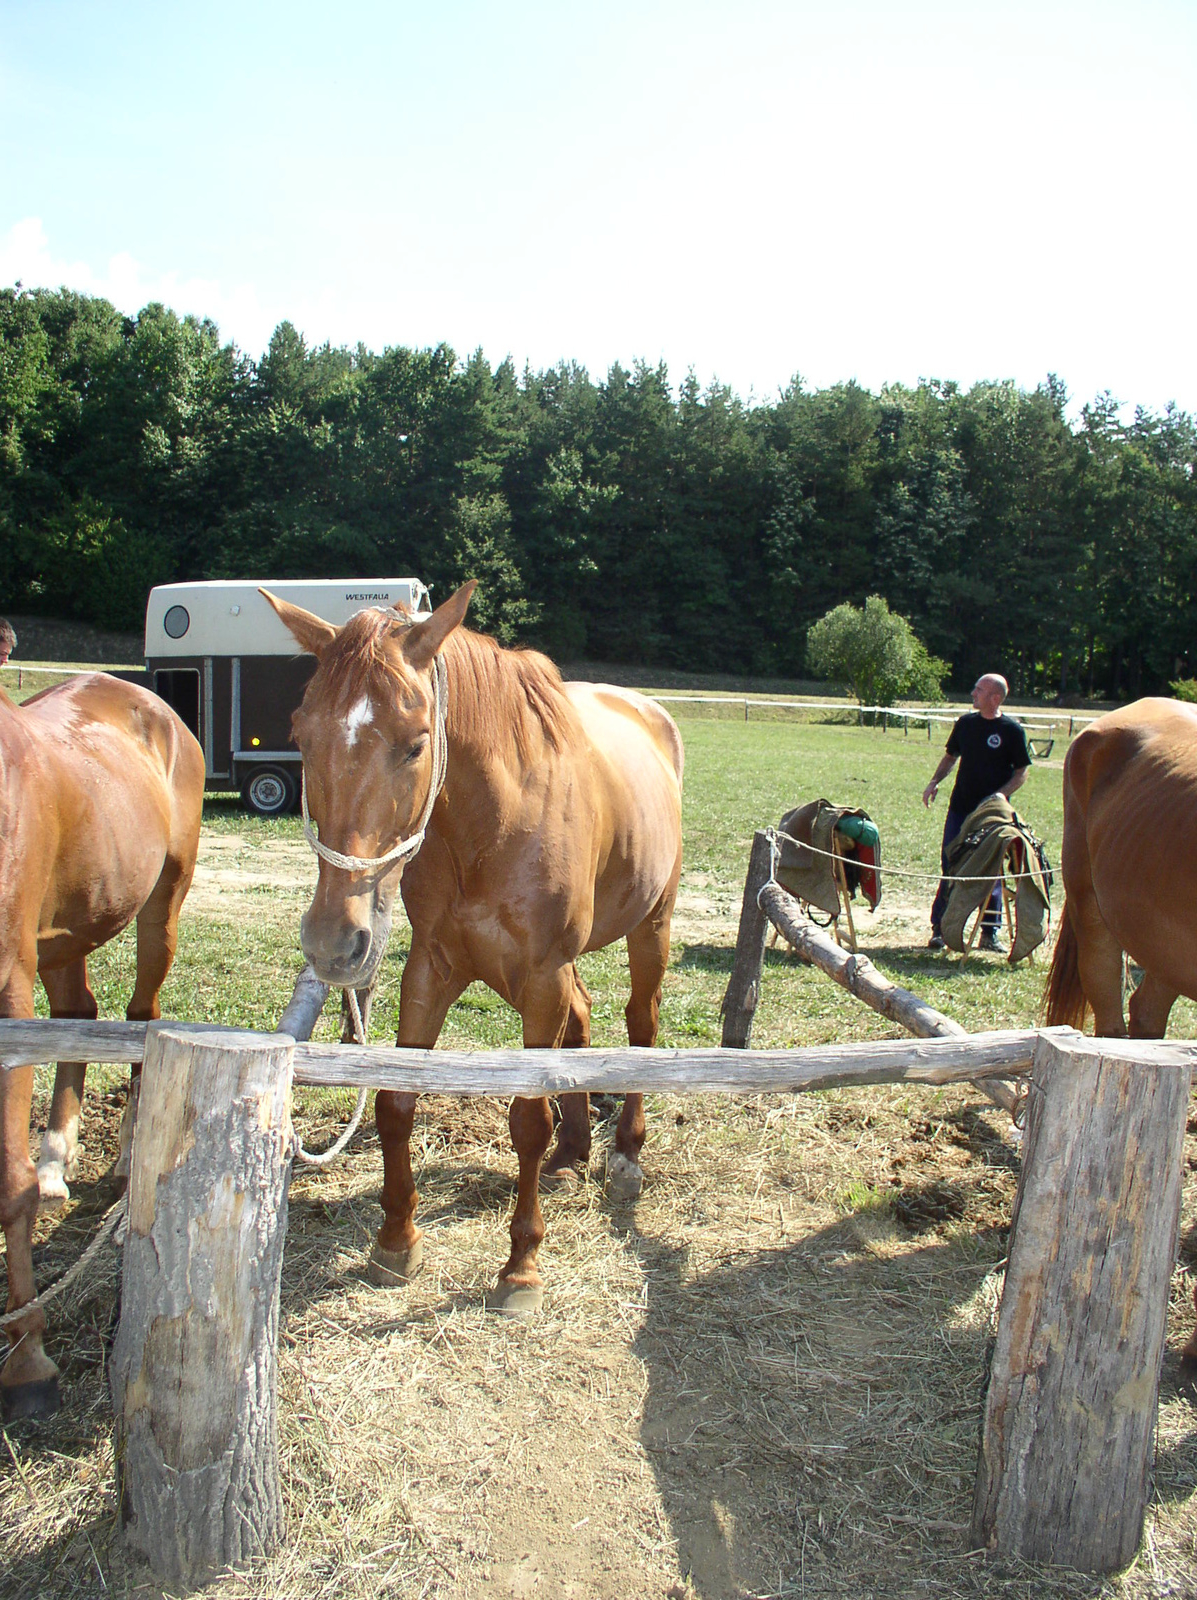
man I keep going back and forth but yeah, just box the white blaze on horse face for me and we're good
[344,695,375,748]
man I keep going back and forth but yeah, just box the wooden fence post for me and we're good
[971,1030,1192,1573]
[720,830,773,1048]
[111,1024,295,1589]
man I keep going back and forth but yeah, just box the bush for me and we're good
[806,596,949,707]
[1171,678,1197,703]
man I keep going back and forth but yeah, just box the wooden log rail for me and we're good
[719,829,1020,1113]
[0,1016,1050,1091]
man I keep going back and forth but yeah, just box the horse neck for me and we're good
[432,632,566,851]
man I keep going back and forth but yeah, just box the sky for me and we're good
[1,0,1193,416]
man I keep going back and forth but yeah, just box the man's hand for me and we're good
[925,751,957,807]
[1000,764,1030,801]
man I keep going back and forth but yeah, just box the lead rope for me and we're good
[0,1194,126,1331]
[293,987,369,1168]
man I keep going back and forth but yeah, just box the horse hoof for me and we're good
[37,1175,70,1210]
[539,1161,582,1193]
[485,1280,543,1320]
[1,1375,61,1423]
[366,1240,424,1285]
[605,1153,644,1202]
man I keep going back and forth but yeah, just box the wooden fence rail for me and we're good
[719,830,1022,1113]
[1,1016,1056,1092]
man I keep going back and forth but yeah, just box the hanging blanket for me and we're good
[776,799,882,917]
[941,793,1053,962]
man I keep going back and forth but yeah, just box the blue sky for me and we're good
[2,0,1193,415]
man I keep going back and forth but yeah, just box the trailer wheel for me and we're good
[242,765,297,818]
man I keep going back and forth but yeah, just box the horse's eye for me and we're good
[402,739,427,765]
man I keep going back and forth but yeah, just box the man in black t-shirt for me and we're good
[922,674,1032,952]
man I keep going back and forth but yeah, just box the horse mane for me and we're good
[314,610,573,764]
[442,626,574,764]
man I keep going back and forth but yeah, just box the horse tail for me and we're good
[1041,898,1090,1030]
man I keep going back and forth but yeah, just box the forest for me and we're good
[1,284,1194,697]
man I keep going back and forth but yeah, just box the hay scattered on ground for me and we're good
[5,1070,1196,1600]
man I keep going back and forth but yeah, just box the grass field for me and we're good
[64,714,1197,1047]
[5,712,1197,1600]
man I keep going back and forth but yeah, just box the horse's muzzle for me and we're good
[300,914,389,992]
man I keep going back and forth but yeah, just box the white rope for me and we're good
[301,650,448,876]
[769,826,1050,886]
[0,1194,126,1330]
[294,987,369,1167]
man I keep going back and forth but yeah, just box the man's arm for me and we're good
[922,751,958,808]
[1000,764,1029,800]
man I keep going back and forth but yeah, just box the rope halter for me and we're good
[300,626,448,876]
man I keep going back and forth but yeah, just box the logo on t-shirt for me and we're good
[987,732,1002,748]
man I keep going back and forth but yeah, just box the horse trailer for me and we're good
[144,577,433,814]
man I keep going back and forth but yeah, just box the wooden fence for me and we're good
[2,999,1193,1586]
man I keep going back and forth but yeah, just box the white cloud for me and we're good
[0,218,279,355]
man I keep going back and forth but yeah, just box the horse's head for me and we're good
[262,581,475,990]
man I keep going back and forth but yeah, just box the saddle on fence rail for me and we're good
[776,798,881,917]
[941,793,1053,962]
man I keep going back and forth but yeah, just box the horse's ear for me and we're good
[403,580,477,669]
[260,589,338,657]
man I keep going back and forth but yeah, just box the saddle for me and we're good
[776,799,882,917]
[941,793,1053,961]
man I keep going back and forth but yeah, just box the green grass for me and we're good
[60,716,1197,1054]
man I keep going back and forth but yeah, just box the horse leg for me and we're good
[114,857,192,1181]
[36,959,99,1207]
[1123,970,1197,1367]
[486,967,571,1319]
[609,897,674,1201]
[1,968,60,1420]
[368,943,466,1287]
[1128,972,1197,1366]
[1128,972,1179,1040]
[542,968,593,1189]
[1069,888,1128,1038]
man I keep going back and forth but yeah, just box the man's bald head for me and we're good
[971,674,1008,718]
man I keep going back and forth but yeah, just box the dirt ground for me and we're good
[5,837,1197,1600]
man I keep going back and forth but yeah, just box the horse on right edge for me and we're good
[1043,696,1197,1361]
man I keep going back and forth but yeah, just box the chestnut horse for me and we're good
[265,582,684,1316]
[1043,696,1197,1360]
[1,675,204,1419]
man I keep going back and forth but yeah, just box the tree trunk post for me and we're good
[720,830,774,1048]
[971,1030,1192,1573]
[111,1023,295,1589]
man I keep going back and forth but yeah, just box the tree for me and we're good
[806,595,948,706]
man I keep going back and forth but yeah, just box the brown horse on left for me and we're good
[1,674,204,1419]
[1043,696,1197,1362]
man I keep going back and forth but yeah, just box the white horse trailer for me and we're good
[144,578,433,814]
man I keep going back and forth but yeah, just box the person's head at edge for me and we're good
[971,673,1008,719]
[0,619,15,668]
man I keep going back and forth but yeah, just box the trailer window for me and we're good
[163,605,191,639]
[155,669,200,738]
